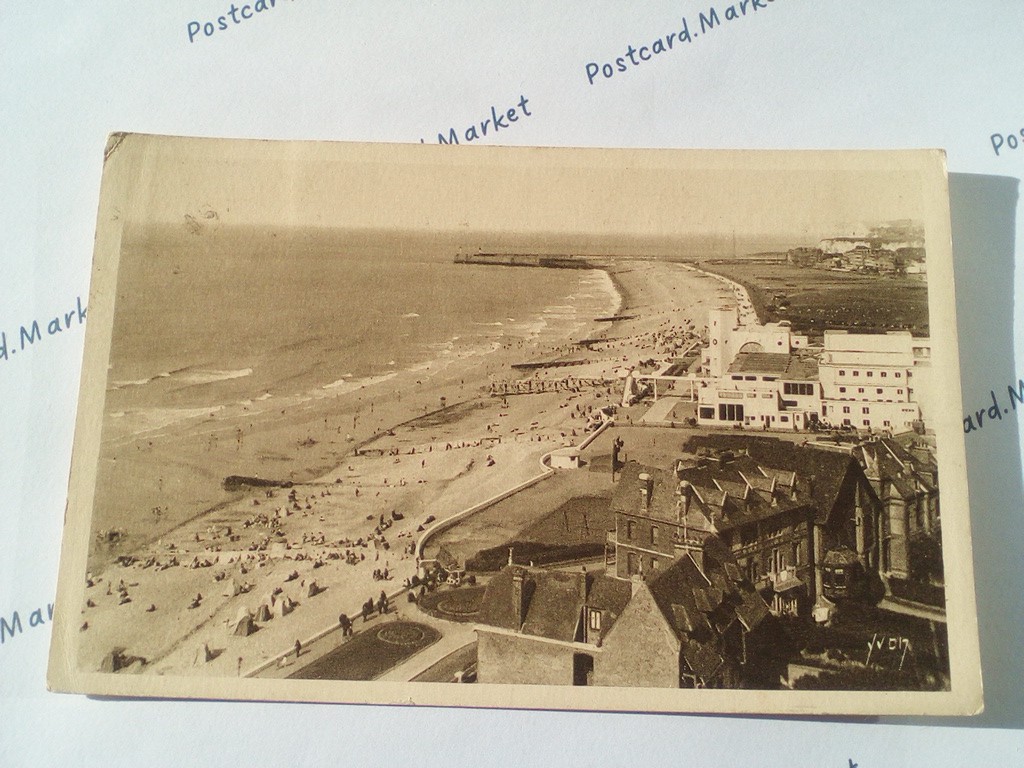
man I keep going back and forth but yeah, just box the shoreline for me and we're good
[74,258,735,678]
[88,265,622,570]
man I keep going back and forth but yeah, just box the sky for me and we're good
[108,136,939,253]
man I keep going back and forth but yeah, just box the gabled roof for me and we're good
[681,434,865,525]
[521,571,585,641]
[857,438,937,498]
[585,574,632,615]
[644,537,770,646]
[477,566,532,632]
[611,463,683,524]
[478,567,629,643]
[615,459,813,533]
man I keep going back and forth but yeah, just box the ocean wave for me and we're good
[118,405,226,437]
[401,312,420,319]
[322,372,398,393]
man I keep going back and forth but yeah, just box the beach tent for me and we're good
[253,602,272,622]
[221,578,241,597]
[195,642,215,665]
[230,607,256,637]
[274,596,293,618]
[306,581,320,598]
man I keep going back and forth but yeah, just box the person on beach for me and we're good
[294,639,301,659]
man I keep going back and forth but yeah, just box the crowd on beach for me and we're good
[80,264,732,674]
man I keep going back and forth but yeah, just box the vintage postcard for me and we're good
[49,136,982,715]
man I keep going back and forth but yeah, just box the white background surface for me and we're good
[2,1,1023,764]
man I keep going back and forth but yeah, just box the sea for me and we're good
[103,226,620,442]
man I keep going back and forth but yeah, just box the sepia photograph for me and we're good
[49,136,981,715]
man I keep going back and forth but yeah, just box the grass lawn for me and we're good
[698,260,928,337]
[288,621,440,681]
[417,586,486,622]
[466,495,613,571]
[411,642,478,683]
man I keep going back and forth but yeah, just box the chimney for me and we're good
[638,473,653,511]
[677,480,692,522]
[578,568,588,602]
[511,568,527,630]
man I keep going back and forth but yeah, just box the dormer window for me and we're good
[588,609,602,633]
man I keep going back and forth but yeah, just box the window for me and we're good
[895,372,902,378]
[842,406,851,414]
[839,370,846,376]
[719,403,745,422]
[731,375,743,381]
[862,407,870,414]
[780,415,789,422]
[897,389,903,395]
[858,387,865,393]
[784,382,814,396]
[881,372,888,378]
[744,375,756,381]
[589,609,601,632]
[883,420,891,427]
[651,526,659,546]
[839,386,847,393]
[863,419,871,426]
[876,388,883,394]
[650,558,659,571]
[907,371,913,378]
[698,406,715,419]
[843,418,851,426]
[853,370,859,376]
[626,520,635,540]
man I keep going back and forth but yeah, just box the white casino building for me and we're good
[695,307,931,434]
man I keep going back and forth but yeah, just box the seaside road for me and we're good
[257,590,478,681]
[640,397,684,424]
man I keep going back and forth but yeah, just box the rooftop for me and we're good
[728,352,819,381]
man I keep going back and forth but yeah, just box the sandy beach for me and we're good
[75,259,736,678]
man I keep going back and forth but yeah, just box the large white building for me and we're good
[704,306,808,379]
[694,308,931,435]
[818,330,932,432]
